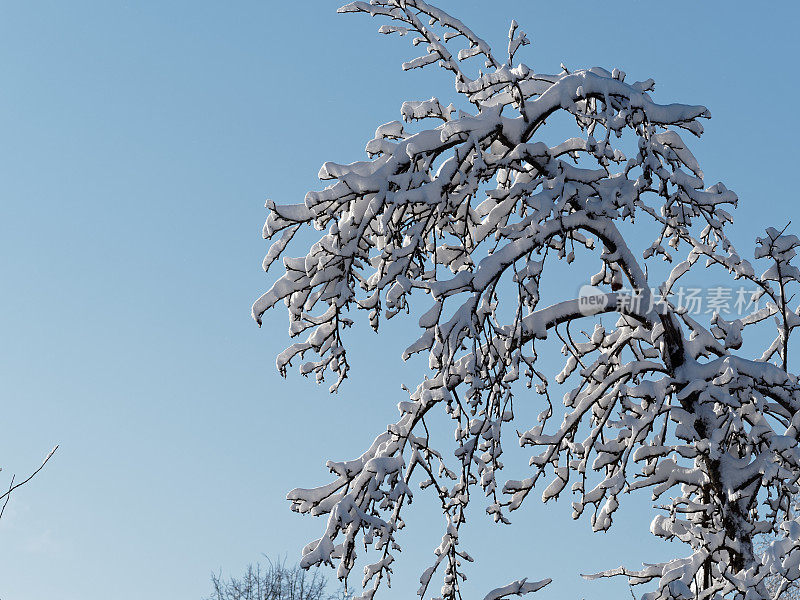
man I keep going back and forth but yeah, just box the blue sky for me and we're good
[1,2,798,599]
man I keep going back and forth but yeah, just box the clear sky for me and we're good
[1,2,799,599]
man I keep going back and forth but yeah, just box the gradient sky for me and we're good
[1,2,799,599]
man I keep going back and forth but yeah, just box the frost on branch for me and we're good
[253,2,800,600]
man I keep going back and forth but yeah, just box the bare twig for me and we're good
[0,445,59,518]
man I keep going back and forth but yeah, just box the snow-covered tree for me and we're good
[253,3,800,600]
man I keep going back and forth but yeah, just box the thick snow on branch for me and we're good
[254,3,800,600]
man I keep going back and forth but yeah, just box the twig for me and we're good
[0,474,16,520]
[0,445,59,517]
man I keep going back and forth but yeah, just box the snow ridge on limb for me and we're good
[254,2,800,600]
[481,578,551,600]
